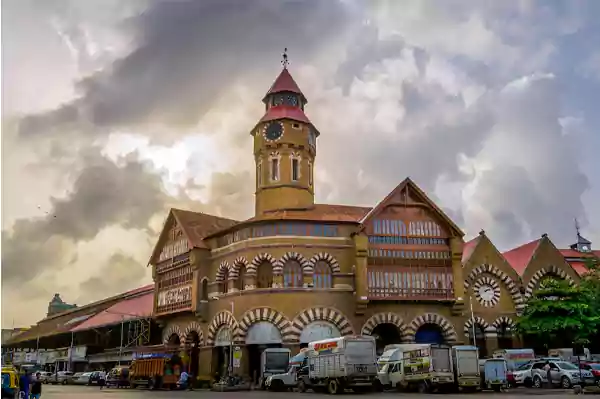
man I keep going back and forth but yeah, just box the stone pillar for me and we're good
[353,233,369,315]
[273,273,283,288]
[485,332,499,356]
[245,275,256,290]
[303,272,313,287]
[449,237,466,301]
[199,347,212,377]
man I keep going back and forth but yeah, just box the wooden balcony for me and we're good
[367,265,454,301]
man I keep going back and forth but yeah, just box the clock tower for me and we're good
[252,52,319,216]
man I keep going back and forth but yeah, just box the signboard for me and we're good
[24,352,37,363]
[68,346,87,362]
[233,347,242,368]
[314,341,339,352]
[157,285,192,307]
[12,352,25,364]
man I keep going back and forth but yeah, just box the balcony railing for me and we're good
[367,266,454,300]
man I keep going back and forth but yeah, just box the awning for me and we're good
[70,292,153,332]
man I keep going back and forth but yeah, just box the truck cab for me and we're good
[259,348,291,389]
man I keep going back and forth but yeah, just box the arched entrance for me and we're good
[467,325,487,357]
[213,326,232,379]
[415,324,445,344]
[497,324,513,349]
[299,321,341,349]
[246,321,283,384]
[166,333,181,347]
[372,324,402,354]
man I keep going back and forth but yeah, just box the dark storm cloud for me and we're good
[78,252,147,303]
[18,0,353,138]
[1,150,168,285]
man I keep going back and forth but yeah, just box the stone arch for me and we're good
[289,307,354,342]
[280,252,311,274]
[308,253,340,273]
[230,256,249,279]
[162,323,184,345]
[247,253,277,276]
[492,316,515,331]
[238,307,293,343]
[525,265,576,298]
[183,321,205,346]
[406,313,458,343]
[361,312,409,342]
[206,311,240,346]
[464,263,524,313]
[464,316,493,338]
[215,260,230,282]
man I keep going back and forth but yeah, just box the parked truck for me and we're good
[306,336,378,394]
[452,345,481,391]
[259,348,291,389]
[264,350,309,391]
[400,344,454,393]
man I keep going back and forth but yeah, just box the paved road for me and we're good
[38,385,575,398]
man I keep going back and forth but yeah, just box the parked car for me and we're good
[72,372,93,385]
[49,371,75,385]
[531,361,595,389]
[38,371,53,384]
[511,361,535,387]
[89,371,106,385]
[580,363,600,387]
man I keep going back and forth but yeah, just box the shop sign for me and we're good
[24,352,37,363]
[12,352,25,364]
[55,348,69,360]
[44,350,58,364]
[68,346,87,362]
[157,285,192,307]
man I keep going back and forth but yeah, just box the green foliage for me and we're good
[515,277,600,347]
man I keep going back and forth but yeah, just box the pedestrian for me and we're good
[18,370,30,399]
[177,370,189,390]
[98,370,106,390]
[30,372,42,399]
[543,361,552,389]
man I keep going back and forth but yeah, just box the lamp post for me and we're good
[469,296,477,347]
[228,301,234,377]
[118,315,125,366]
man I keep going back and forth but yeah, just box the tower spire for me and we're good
[575,218,581,237]
[281,47,289,69]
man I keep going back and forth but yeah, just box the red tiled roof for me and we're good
[567,261,589,276]
[462,236,481,263]
[172,208,239,249]
[502,238,541,276]
[70,291,154,332]
[258,105,313,126]
[559,249,600,276]
[263,68,305,101]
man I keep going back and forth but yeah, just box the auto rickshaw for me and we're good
[1,366,20,399]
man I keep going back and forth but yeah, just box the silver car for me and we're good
[532,361,595,389]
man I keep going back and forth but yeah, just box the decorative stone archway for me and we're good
[289,307,354,343]
[215,260,230,282]
[247,253,277,275]
[463,316,492,338]
[406,313,458,344]
[237,307,293,343]
[206,311,241,345]
[361,312,409,342]
[525,265,576,298]
[162,323,184,346]
[183,321,205,347]
[308,253,341,273]
[279,252,311,274]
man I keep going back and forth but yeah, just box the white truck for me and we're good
[376,343,454,393]
[264,349,309,391]
[259,348,291,389]
[302,336,378,394]
[452,345,481,391]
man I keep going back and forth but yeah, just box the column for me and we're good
[449,237,466,300]
[353,234,369,314]
[485,331,499,356]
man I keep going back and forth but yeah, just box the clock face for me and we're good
[582,245,589,251]
[474,276,500,307]
[263,121,283,141]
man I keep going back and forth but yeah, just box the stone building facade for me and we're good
[148,65,586,379]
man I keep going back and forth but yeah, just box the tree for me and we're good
[515,276,600,350]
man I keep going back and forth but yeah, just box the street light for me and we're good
[469,296,476,347]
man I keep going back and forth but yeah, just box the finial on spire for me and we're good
[281,48,289,69]
[575,218,581,237]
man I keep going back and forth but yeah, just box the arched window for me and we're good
[313,261,332,288]
[256,262,273,288]
[201,279,208,301]
[236,265,246,291]
[284,260,303,287]
[221,269,229,294]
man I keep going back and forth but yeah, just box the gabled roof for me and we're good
[462,234,482,264]
[263,68,306,103]
[359,177,464,237]
[559,248,600,276]
[148,208,239,264]
[502,238,541,276]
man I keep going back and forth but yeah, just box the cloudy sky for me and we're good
[2,0,600,327]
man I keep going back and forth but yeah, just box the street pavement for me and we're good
[39,384,576,398]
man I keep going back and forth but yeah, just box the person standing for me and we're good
[30,372,42,399]
[543,361,552,389]
[98,370,106,390]
[18,371,30,399]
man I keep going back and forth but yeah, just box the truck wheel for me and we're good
[297,380,307,392]
[327,379,341,395]
[417,381,429,394]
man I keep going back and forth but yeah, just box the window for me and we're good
[308,162,313,186]
[283,260,303,287]
[292,158,299,181]
[221,270,229,294]
[271,158,279,181]
[201,279,208,301]
[236,265,246,291]
[292,123,300,129]
[313,261,332,288]
[257,162,262,186]
[257,262,273,288]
